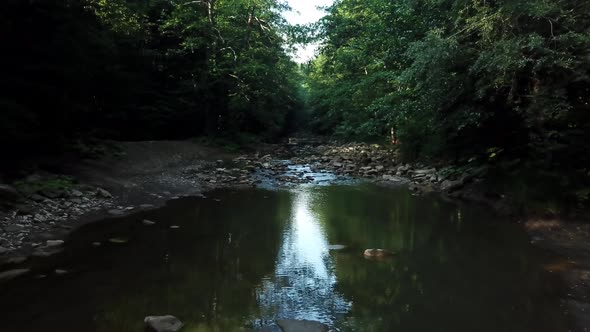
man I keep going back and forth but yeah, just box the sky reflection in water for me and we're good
[256,189,351,325]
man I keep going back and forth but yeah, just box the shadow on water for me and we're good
[0,184,569,331]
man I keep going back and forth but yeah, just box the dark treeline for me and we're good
[1,0,303,158]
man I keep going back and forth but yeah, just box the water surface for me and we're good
[0,184,568,331]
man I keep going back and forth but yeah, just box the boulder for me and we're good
[276,319,328,332]
[144,315,184,332]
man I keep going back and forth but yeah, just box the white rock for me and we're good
[144,315,184,332]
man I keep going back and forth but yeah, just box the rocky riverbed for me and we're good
[0,140,507,258]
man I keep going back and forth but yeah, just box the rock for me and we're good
[142,219,156,226]
[34,214,48,223]
[144,315,184,332]
[54,269,68,275]
[109,238,128,244]
[0,246,9,255]
[440,179,463,192]
[413,168,436,175]
[363,248,395,258]
[46,240,64,247]
[276,319,328,332]
[0,269,29,282]
[170,225,180,229]
[107,209,125,216]
[96,188,113,198]
[140,204,155,209]
[382,175,401,182]
[70,198,82,204]
[0,184,20,202]
[92,242,101,247]
[328,244,346,250]
[70,189,83,197]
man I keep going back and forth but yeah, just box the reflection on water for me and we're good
[256,189,351,325]
[0,184,570,332]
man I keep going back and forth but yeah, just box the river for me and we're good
[0,182,569,331]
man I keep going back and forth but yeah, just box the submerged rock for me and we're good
[144,315,184,332]
[363,248,395,258]
[109,238,128,244]
[142,219,157,226]
[276,319,329,332]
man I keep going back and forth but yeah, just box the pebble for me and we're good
[109,238,128,244]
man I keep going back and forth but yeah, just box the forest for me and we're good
[1,0,589,202]
[2,1,590,331]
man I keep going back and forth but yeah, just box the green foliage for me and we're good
[14,176,75,196]
[301,0,590,202]
[305,0,590,166]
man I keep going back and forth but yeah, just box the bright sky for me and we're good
[283,0,333,63]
